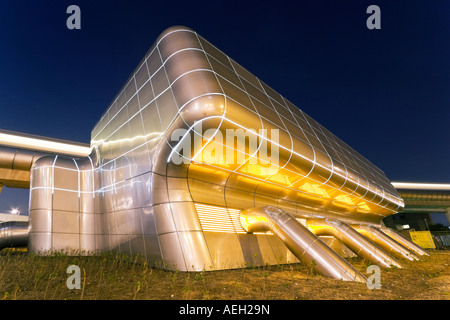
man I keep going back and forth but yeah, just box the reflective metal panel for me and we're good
[23,25,414,277]
[240,206,366,282]
[352,224,419,261]
[0,221,29,250]
[379,227,429,256]
[307,218,403,268]
[203,231,246,270]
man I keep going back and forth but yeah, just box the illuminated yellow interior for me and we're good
[185,119,401,219]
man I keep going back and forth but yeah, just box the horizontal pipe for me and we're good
[240,206,366,283]
[351,224,419,261]
[0,221,29,250]
[0,129,91,157]
[307,218,403,269]
[379,227,429,256]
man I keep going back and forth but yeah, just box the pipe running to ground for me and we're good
[378,227,429,257]
[307,218,403,269]
[240,206,366,283]
[351,224,419,261]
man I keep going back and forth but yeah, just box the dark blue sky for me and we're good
[0,1,449,214]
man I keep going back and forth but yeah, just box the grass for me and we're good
[0,249,449,300]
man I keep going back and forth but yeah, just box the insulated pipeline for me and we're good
[240,206,366,283]
[352,224,419,261]
[307,218,403,269]
[379,227,429,256]
[0,221,29,250]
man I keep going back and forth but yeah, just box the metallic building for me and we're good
[1,26,428,282]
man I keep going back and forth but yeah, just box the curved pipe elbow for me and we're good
[352,224,420,261]
[379,227,429,257]
[240,206,367,283]
[307,218,403,269]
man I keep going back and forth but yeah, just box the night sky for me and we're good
[0,1,449,215]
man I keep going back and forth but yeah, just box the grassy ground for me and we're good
[0,249,448,300]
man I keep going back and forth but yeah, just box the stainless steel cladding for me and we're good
[240,206,366,282]
[0,221,29,250]
[27,26,422,280]
[0,129,91,190]
[307,218,403,269]
[378,227,429,256]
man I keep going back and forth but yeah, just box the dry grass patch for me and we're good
[0,249,448,300]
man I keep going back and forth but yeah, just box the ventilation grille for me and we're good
[194,203,246,234]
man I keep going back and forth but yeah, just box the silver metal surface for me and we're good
[307,218,403,268]
[352,224,419,261]
[0,221,29,250]
[240,206,366,282]
[0,130,91,190]
[379,227,429,256]
[12,25,417,276]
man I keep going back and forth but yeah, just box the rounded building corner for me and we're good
[157,25,195,42]
[179,93,226,125]
[31,154,57,170]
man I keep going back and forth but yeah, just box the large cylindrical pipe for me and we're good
[352,224,419,261]
[0,221,29,250]
[307,218,403,269]
[240,206,366,283]
[379,227,429,257]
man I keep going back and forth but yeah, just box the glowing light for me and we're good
[240,163,280,178]
[240,215,270,232]
[334,194,355,206]
[10,208,20,215]
[357,202,371,212]
[0,132,91,157]
[169,116,403,212]
[392,182,450,191]
[300,182,330,198]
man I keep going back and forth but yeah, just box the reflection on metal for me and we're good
[379,227,429,256]
[0,129,91,157]
[0,26,425,280]
[0,130,90,190]
[0,146,48,189]
[352,225,419,261]
[240,206,366,282]
[0,221,29,250]
[307,218,403,269]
